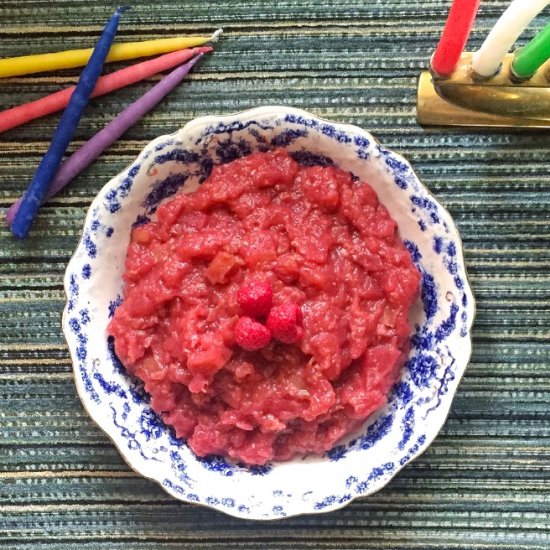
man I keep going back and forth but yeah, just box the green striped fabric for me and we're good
[1,1,549,548]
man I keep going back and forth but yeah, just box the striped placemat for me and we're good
[1,1,549,548]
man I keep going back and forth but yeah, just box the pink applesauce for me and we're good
[108,148,420,465]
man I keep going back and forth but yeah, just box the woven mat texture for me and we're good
[1,1,549,548]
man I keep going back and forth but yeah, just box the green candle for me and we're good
[512,21,550,80]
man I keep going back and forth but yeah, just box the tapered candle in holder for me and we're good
[417,0,550,128]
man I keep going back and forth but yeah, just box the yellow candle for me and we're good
[0,29,222,78]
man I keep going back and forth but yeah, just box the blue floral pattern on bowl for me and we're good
[63,106,475,520]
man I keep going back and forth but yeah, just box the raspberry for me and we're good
[234,316,271,351]
[237,280,273,318]
[267,303,303,344]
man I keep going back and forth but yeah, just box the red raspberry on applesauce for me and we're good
[267,303,303,344]
[108,148,421,465]
[237,280,273,318]
[234,316,271,351]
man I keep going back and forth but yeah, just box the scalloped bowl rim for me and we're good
[63,105,475,520]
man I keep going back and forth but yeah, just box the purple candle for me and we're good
[11,6,129,239]
[6,54,204,227]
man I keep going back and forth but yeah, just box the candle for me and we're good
[471,0,550,78]
[512,20,550,80]
[0,46,212,134]
[11,7,128,239]
[6,54,204,227]
[431,0,481,77]
[0,29,222,78]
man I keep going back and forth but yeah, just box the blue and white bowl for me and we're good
[63,106,475,520]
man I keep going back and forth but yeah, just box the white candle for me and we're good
[472,0,550,78]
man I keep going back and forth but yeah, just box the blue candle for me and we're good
[11,6,129,239]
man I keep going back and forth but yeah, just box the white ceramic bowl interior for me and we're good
[63,106,475,520]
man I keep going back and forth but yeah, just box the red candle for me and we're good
[0,47,211,134]
[431,0,481,77]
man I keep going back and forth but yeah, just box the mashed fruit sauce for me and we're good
[108,148,421,465]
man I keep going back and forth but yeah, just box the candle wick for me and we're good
[210,29,224,43]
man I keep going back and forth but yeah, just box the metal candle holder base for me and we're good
[417,52,550,128]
